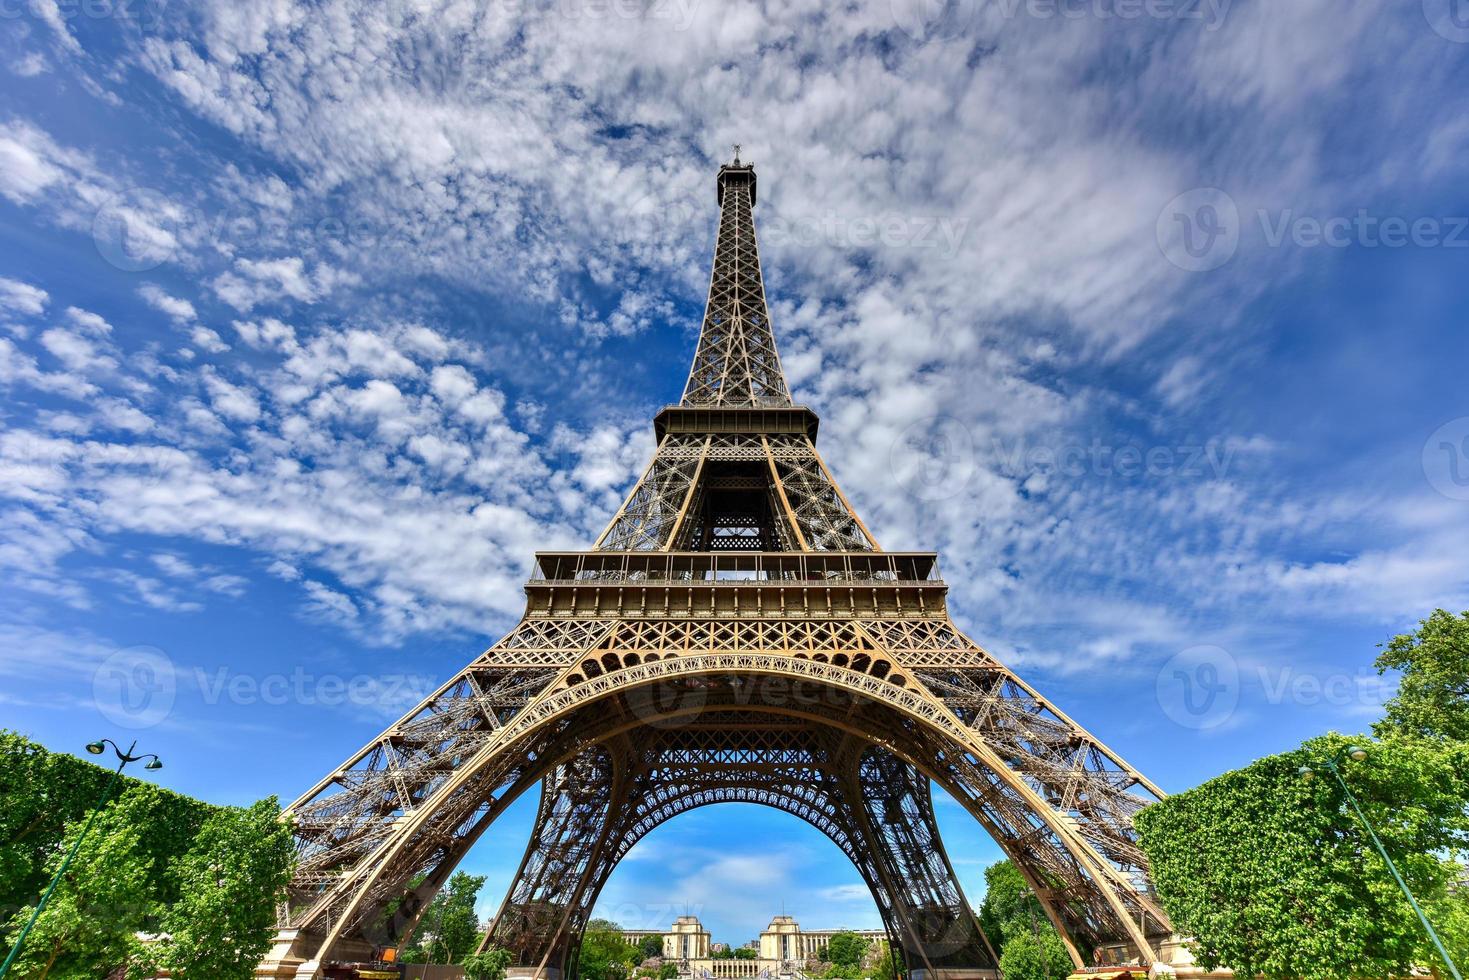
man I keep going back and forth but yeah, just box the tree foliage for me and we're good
[1135,731,1469,980]
[0,734,294,980]
[639,934,666,960]
[136,798,296,979]
[1376,609,1469,743]
[3,784,158,980]
[400,871,486,965]
[577,919,640,980]
[869,939,901,980]
[0,732,211,923]
[823,931,869,970]
[977,859,1074,971]
[463,946,512,980]
[997,930,1072,980]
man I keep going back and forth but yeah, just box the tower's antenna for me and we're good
[733,143,741,165]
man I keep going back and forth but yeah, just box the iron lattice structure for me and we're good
[262,158,1173,980]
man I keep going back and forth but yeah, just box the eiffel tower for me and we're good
[260,153,1175,980]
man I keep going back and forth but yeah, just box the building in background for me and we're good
[622,915,885,978]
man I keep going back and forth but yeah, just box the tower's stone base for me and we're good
[255,929,384,979]
[908,969,1000,980]
[1091,936,1234,979]
[506,968,563,980]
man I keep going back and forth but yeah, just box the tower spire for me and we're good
[681,155,792,407]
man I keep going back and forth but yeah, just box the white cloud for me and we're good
[10,52,51,77]
[0,0,1462,677]
[0,277,48,316]
[0,123,66,203]
[27,0,82,54]
[138,284,198,324]
[202,367,261,422]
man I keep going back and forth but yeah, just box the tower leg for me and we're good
[837,745,998,978]
[484,746,622,978]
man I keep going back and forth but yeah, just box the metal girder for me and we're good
[480,724,996,977]
[262,157,1173,980]
[681,161,789,408]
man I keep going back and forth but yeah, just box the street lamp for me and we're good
[0,739,164,979]
[1299,743,1462,980]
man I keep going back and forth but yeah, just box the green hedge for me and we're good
[0,730,216,924]
[1135,732,1468,980]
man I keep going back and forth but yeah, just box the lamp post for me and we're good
[0,739,163,980]
[1299,743,1462,980]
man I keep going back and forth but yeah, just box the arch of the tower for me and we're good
[478,722,998,980]
[268,650,1170,979]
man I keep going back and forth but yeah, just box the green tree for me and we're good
[1376,609,1469,743]
[997,930,1071,980]
[578,919,639,980]
[1432,884,1469,973]
[0,732,211,928]
[870,939,901,980]
[977,859,1073,967]
[401,872,486,965]
[824,931,869,970]
[135,798,295,980]
[3,784,158,980]
[733,947,757,960]
[657,963,679,980]
[1135,731,1469,980]
[639,934,665,960]
[977,860,1029,946]
[463,946,512,980]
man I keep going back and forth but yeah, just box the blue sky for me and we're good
[3,0,1469,947]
